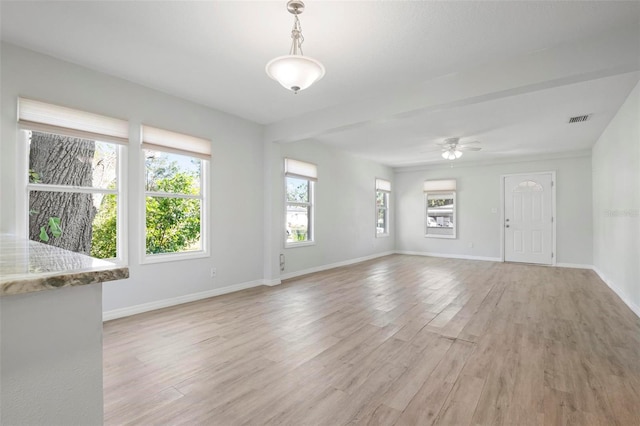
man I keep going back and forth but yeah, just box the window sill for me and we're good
[424,234,456,239]
[376,233,390,238]
[285,241,316,249]
[141,250,209,265]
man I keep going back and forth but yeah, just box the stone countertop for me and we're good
[0,234,129,296]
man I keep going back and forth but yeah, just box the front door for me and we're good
[504,173,554,265]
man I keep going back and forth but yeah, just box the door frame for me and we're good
[499,171,557,265]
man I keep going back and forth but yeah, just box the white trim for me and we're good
[102,257,640,323]
[284,176,315,248]
[141,250,210,265]
[19,129,127,263]
[500,171,556,266]
[26,183,118,195]
[103,279,264,321]
[141,153,209,263]
[280,251,395,281]
[143,191,201,200]
[285,241,316,249]
[396,250,501,262]
[555,263,594,269]
[375,189,390,237]
[117,144,128,265]
[593,267,640,319]
[425,191,456,239]
[16,129,29,238]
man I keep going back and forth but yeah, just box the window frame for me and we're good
[424,191,457,239]
[375,178,391,238]
[284,175,315,248]
[140,148,209,264]
[18,127,128,263]
[283,158,316,249]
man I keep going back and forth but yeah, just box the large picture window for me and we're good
[284,158,316,247]
[375,178,391,236]
[424,179,457,239]
[18,98,128,260]
[142,125,210,261]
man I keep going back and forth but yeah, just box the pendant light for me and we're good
[266,0,325,94]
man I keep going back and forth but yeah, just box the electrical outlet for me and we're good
[210,267,217,278]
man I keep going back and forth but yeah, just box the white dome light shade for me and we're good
[442,150,463,160]
[266,55,325,93]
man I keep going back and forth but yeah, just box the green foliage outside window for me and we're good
[91,156,201,258]
[145,172,201,254]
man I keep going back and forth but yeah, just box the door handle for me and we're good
[505,224,510,228]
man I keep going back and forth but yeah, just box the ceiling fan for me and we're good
[437,137,482,160]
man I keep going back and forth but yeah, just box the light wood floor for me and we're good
[104,255,640,425]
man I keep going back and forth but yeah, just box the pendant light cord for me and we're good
[289,13,305,56]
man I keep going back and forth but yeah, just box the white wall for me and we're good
[395,154,593,265]
[0,43,266,314]
[264,140,395,281]
[1,285,104,425]
[592,81,640,315]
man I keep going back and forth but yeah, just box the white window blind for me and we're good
[142,125,211,160]
[424,179,457,192]
[284,158,317,181]
[376,178,391,192]
[18,97,129,144]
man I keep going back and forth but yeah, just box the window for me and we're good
[284,158,316,247]
[18,98,128,261]
[424,179,457,239]
[375,178,391,236]
[142,125,210,261]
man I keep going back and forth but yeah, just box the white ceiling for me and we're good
[2,1,639,167]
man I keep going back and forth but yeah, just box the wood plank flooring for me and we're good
[103,255,640,425]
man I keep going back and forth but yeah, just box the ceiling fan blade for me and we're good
[419,146,445,153]
[436,137,460,146]
[458,146,482,151]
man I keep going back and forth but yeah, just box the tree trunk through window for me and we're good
[29,132,96,255]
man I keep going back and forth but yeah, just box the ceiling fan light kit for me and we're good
[266,0,325,94]
[439,137,482,161]
[442,149,463,160]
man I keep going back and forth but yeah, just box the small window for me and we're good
[18,98,128,261]
[424,180,457,239]
[375,178,391,237]
[285,158,316,247]
[514,180,543,192]
[142,125,210,261]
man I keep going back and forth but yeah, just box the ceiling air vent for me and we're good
[568,114,591,123]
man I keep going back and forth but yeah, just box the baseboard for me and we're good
[103,279,264,321]
[279,251,395,281]
[592,267,640,319]
[395,250,502,262]
[555,263,594,269]
[104,255,637,322]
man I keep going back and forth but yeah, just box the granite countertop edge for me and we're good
[1,265,129,297]
[1,234,130,297]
